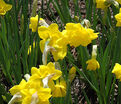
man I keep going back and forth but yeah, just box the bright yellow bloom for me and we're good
[9,76,52,104]
[112,63,121,81]
[63,23,98,47]
[38,23,61,40]
[115,8,121,26]
[38,23,68,61]
[29,15,39,32]
[0,0,12,15]
[21,87,51,104]
[96,0,110,9]
[86,58,100,71]
[51,79,66,97]
[39,62,62,80]
[30,62,62,81]
[69,67,76,82]
[9,79,27,95]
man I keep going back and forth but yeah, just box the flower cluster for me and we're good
[29,15,99,62]
[9,62,66,104]
[0,0,12,15]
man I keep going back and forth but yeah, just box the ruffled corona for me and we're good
[63,23,98,47]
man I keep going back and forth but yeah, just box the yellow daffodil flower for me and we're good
[38,23,68,61]
[30,62,62,88]
[51,79,66,97]
[115,8,121,26]
[32,62,62,80]
[86,58,100,71]
[9,79,27,95]
[9,79,27,104]
[38,23,61,40]
[63,23,98,47]
[69,67,76,82]
[86,45,100,71]
[112,63,121,81]
[21,87,51,104]
[0,0,12,15]
[29,15,39,32]
[9,76,52,104]
[96,0,110,9]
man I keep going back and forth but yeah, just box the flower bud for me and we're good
[92,45,97,59]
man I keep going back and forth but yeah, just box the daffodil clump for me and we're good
[8,14,99,103]
[29,15,99,62]
[0,0,12,15]
[9,62,66,104]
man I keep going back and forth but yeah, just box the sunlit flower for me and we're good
[63,23,98,47]
[9,79,27,104]
[30,62,62,86]
[96,0,110,9]
[21,87,51,104]
[115,8,121,26]
[38,23,68,61]
[86,58,100,71]
[9,76,52,104]
[112,63,121,81]
[86,45,100,71]
[0,0,12,15]
[9,79,27,96]
[29,15,38,32]
[51,79,66,97]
